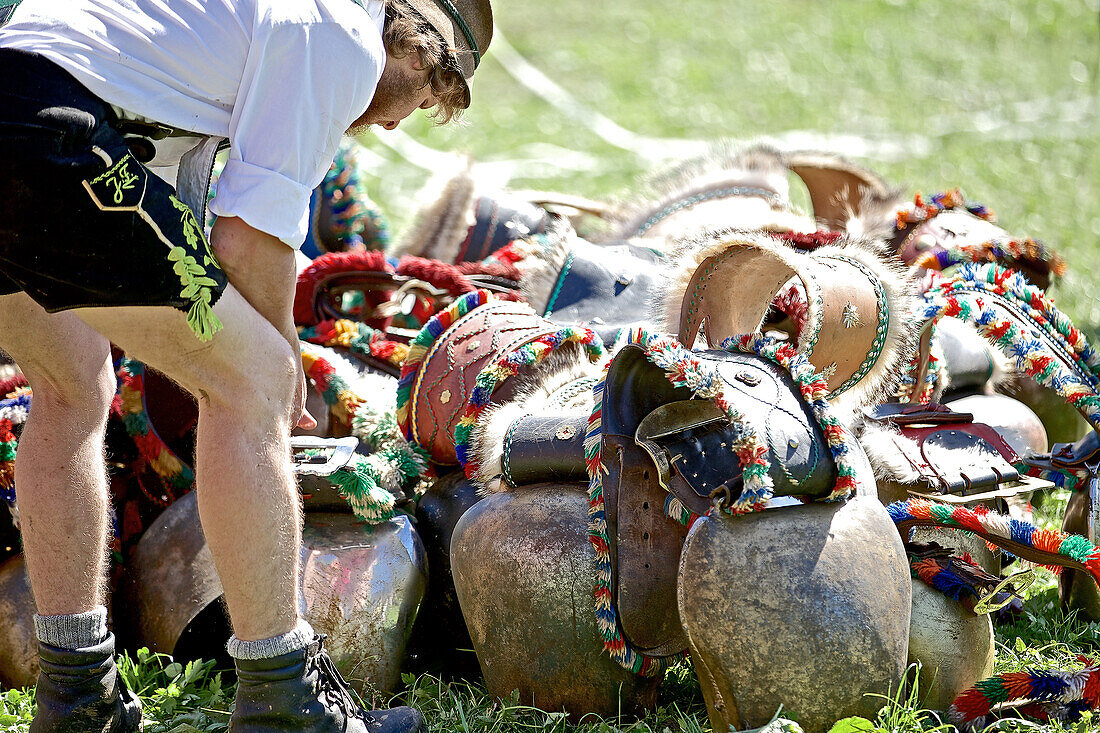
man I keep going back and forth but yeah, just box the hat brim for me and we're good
[404,0,476,106]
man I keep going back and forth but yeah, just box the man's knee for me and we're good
[197,338,299,423]
[23,356,115,423]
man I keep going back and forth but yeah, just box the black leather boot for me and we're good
[30,632,143,733]
[230,636,423,732]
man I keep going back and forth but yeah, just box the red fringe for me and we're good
[0,374,28,397]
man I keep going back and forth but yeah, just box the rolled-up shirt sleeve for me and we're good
[209,14,382,247]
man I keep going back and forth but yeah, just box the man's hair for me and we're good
[382,0,468,124]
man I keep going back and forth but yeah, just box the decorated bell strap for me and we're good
[928,264,1099,388]
[454,192,553,264]
[115,359,195,503]
[1020,430,1099,492]
[858,402,1053,500]
[511,218,665,343]
[495,415,589,486]
[467,367,602,489]
[949,660,1100,728]
[888,498,1100,586]
[314,139,391,253]
[920,264,1100,431]
[583,329,864,677]
[453,325,604,479]
[892,189,1066,288]
[299,319,408,376]
[395,290,596,466]
[293,250,393,327]
[661,229,917,403]
[298,343,430,521]
[906,541,1036,616]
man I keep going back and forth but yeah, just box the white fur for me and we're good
[857,421,922,484]
[0,363,20,383]
[514,217,575,314]
[392,161,478,262]
[601,142,815,244]
[471,348,601,491]
[299,341,398,407]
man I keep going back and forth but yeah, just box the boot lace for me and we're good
[308,636,377,727]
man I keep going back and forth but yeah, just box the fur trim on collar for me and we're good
[393,162,478,262]
[653,229,919,417]
[470,347,600,492]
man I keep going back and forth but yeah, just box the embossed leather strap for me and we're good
[677,237,888,397]
[500,414,588,487]
[409,302,558,464]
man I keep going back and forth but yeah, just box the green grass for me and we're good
[359,0,1099,338]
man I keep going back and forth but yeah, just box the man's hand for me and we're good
[209,216,315,429]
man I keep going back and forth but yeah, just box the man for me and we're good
[0,0,491,730]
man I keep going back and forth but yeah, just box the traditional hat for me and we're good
[405,0,493,104]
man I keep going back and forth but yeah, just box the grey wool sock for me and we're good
[33,605,109,650]
[227,618,315,661]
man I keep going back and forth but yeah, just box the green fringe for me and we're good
[186,298,223,342]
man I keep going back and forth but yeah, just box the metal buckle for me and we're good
[1086,459,1100,544]
[290,436,359,477]
[971,568,1037,615]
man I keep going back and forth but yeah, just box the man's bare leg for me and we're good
[74,288,303,642]
[0,293,114,616]
[0,286,303,644]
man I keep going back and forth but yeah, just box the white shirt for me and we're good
[0,0,385,247]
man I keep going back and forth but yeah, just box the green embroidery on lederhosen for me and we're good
[82,151,225,342]
[84,153,148,211]
[168,196,223,342]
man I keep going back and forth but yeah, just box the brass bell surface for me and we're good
[124,490,427,693]
[907,581,994,712]
[0,554,38,689]
[298,512,427,693]
[677,496,911,733]
[123,490,229,660]
[450,485,660,718]
[406,471,484,678]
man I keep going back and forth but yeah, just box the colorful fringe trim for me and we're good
[911,236,1067,279]
[949,660,1100,728]
[395,289,493,441]
[921,265,1100,431]
[116,351,423,524]
[583,328,769,676]
[299,319,408,371]
[0,391,30,428]
[321,140,391,251]
[723,334,861,506]
[1017,462,1089,492]
[0,419,16,507]
[896,189,994,230]
[931,264,1098,387]
[302,348,431,521]
[114,358,195,502]
[910,555,983,604]
[887,499,1100,584]
[454,327,604,478]
[896,189,1066,280]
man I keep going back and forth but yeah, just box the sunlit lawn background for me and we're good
[366,0,1099,336]
[2,1,1098,731]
